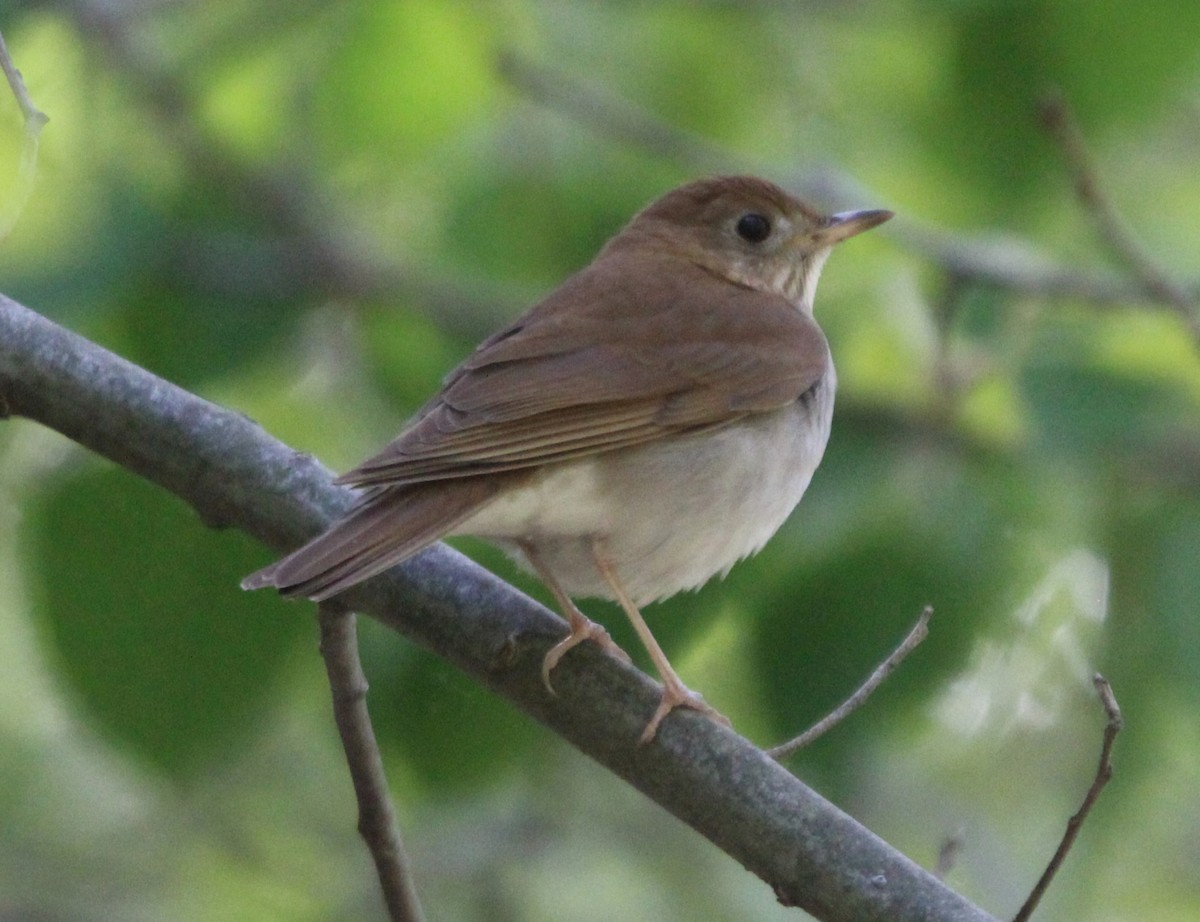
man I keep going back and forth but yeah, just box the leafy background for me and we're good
[2,1,1199,920]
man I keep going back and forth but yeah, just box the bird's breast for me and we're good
[456,367,836,605]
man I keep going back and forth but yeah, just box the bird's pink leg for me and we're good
[590,537,731,743]
[519,540,632,694]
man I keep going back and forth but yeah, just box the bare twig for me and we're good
[1039,90,1200,343]
[318,604,425,922]
[768,606,933,760]
[1011,674,1123,922]
[0,29,49,243]
[0,31,45,124]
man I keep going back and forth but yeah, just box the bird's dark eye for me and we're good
[735,212,772,243]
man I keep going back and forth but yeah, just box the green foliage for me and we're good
[441,173,629,285]
[315,1,497,164]
[356,616,542,797]
[2,0,1198,919]
[938,0,1200,206]
[25,464,306,778]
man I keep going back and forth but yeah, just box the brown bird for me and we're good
[243,175,892,742]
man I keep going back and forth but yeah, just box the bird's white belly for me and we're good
[455,374,834,605]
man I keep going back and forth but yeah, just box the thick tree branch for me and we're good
[0,293,997,921]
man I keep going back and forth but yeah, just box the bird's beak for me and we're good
[819,208,894,246]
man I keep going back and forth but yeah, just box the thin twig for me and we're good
[1011,674,1123,922]
[318,604,426,922]
[1038,90,1200,343]
[0,29,50,243]
[768,606,933,760]
[0,31,45,124]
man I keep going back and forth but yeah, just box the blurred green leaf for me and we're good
[939,0,1200,206]
[358,305,465,409]
[442,173,643,287]
[614,8,782,145]
[1152,509,1200,690]
[356,616,541,797]
[315,0,496,163]
[25,464,306,779]
[1022,361,1196,458]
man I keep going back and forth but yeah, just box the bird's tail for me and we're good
[242,478,503,601]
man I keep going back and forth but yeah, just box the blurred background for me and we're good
[2,1,1199,920]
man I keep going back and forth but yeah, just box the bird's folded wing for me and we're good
[338,258,830,488]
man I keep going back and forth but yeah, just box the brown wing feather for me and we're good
[338,252,829,489]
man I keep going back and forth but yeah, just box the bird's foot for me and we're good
[541,616,633,694]
[640,678,731,745]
